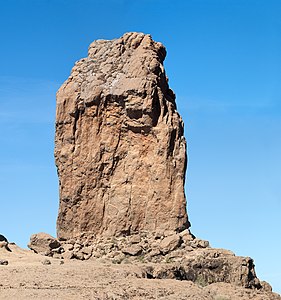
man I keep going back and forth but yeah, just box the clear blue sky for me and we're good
[0,0,280,293]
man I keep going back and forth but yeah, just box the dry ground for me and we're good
[0,244,280,300]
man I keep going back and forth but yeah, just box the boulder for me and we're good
[62,250,74,260]
[190,239,209,249]
[160,234,181,254]
[122,245,142,256]
[28,232,61,255]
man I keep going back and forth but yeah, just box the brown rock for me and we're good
[28,232,61,255]
[0,260,8,265]
[261,281,273,292]
[82,246,93,256]
[42,259,51,265]
[160,234,181,254]
[122,245,142,256]
[0,241,8,249]
[130,235,141,244]
[179,229,194,242]
[62,243,74,251]
[73,250,84,260]
[62,250,74,260]
[55,32,190,241]
[190,238,209,249]
[148,249,161,258]
[142,249,263,290]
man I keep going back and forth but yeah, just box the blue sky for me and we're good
[0,0,280,293]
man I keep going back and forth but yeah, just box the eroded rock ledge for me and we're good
[28,231,271,292]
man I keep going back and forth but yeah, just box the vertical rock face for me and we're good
[55,32,190,241]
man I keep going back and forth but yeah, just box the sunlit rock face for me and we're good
[55,32,190,241]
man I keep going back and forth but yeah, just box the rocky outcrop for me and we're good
[1,242,281,299]
[28,232,61,256]
[55,32,190,241]
[26,230,268,291]
[23,33,280,298]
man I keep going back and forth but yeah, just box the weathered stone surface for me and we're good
[130,235,141,244]
[142,250,262,289]
[62,250,74,260]
[122,245,142,256]
[190,238,210,249]
[160,234,181,254]
[73,250,84,260]
[62,243,73,252]
[28,232,61,255]
[55,32,190,241]
[24,229,276,294]
[179,229,194,242]
[82,246,93,256]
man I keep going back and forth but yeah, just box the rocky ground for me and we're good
[1,237,280,299]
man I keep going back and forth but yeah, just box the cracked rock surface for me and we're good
[55,32,190,240]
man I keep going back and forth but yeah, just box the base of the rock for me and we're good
[0,238,280,299]
[27,231,276,292]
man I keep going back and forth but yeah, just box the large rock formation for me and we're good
[55,32,190,241]
[23,33,280,298]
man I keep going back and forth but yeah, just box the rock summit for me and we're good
[55,32,190,241]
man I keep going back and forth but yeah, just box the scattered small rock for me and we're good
[130,235,141,244]
[42,259,51,265]
[190,239,209,249]
[122,245,142,256]
[0,260,8,265]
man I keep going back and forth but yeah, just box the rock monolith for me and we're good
[55,32,190,241]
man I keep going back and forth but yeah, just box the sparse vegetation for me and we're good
[164,257,174,264]
[195,274,208,287]
[137,254,146,263]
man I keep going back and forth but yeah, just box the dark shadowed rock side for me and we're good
[55,32,190,241]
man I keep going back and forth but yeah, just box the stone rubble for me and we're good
[27,230,270,291]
